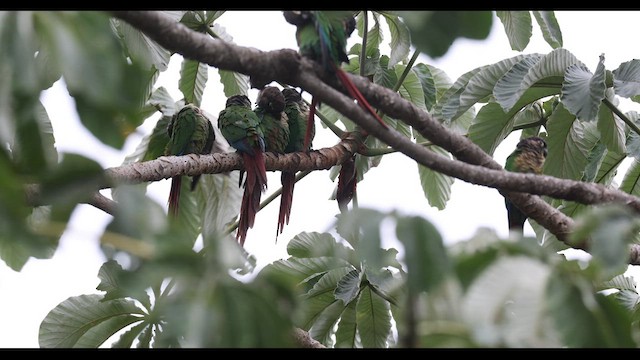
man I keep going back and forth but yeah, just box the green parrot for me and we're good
[218,94,268,246]
[504,136,548,232]
[283,10,388,150]
[276,87,314,235]
[164,103,215,218]
[255,86,290,154]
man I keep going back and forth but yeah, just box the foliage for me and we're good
[2,10,640,348]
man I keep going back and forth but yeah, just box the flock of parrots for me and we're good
[161,11,548,246]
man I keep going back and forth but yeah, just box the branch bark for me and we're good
[107,11,640,262]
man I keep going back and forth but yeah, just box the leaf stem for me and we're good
[603,97,640,135]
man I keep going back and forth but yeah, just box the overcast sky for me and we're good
[2,11,640,348]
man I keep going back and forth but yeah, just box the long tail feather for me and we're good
[336,155,357,213]
[168,176,182,218]
[304,97,319,151]
[236,151,268,246]
[334,65,388,130]
[277,171,296,237]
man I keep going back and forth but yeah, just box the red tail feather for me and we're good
[168,176,182,218]
[236,151,268,246]
[277,171,296,237]
[333,65,388,130]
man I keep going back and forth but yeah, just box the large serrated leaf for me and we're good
[560,54,606,122]
[435,68,482,123]
[620,159,640,196]
[39,294,144,348]
[334,269,361,304]
[287,231,354,262]
[613,59,640,98]
[412,63,451,113]
[196,172,241,236]
[496,11,532,52]
[396,215,449,294]
[308,297,345,347]
[593,149,625,186]
[463,256,556,347]
[543,103,594,180]
[218,69,249,97]
[334,300,358,347]
[416,146,455,210]
[532,11,563,49]
[494,54,543,112]
[113,19,171,72]
[269,257,353,284]
[597,91,626,154]
[395,64,426,111]
[457,54,529,119]
[380,12,411,67]
[179,59,208,107]
[356,285,392,348]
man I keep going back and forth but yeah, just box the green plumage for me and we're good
[504,136,548,232]
[164,103,215,217]
[218,94,268,246]
[255,86,290,154]
[282,87,314,152]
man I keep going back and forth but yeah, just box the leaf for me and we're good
[613,59,640,98]
[335,208,386,267]
[218,69,249,97]
[592,149,625,186]
[560,54,607,122]
[196,172,242,238]
[113,18,171,71]
[544,103,594,180]
[493,54,543,112]
[395,64,427,111]
[620,159,640,196]
[434,68,482,123]
[287,231,354,263]
[597,90,626,154]
[381,12,411,67]
[462,256,555,347]
[334,269,361,304]
[547,273,635,347]
[532,11,563,49]
[179,59,208,107]
[269,257,353,285]
[396,215,450,293]
[308,297,345,347]
[334,300,358,348]
[416,146,455,209]
[356,285,392,348]
[111,321,150,348]
[456,55,529,120]
[496,11,532,51]
[39,294,144,348]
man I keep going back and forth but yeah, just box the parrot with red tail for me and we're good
[283,11,388,150]
[218,95,268,246]
[165,103,215,218]
[276,87,314,235]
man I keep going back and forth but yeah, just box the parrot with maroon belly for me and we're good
[503,136,547,232]
[164,103,215,218]
[283,10,388,150]
[218,94,268,246]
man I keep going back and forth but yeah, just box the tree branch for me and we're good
[108,11,640,262]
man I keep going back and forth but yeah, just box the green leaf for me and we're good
[39,294,144,348]
[398,11,492,58]
[396,215,450,293]
[494,54,544,112]
[287,231,355,263]
[111,320,150,348]
[381,12,411,67]
[570,205,639,279]
[532,11,563,49]
[112,18,171,71]
[462,256,555,347]
[412,63,453,120]
[335,208,386,267]
[356,285,392,348]
[613,59,640,98]
[561,54,607,122]
[334,269,362,304]
[179,59,208,107]
[416,146,455,209]
[456,55,529,120]
[218,69,249,97]
[597,91,626,154]
[496,11,532,51]
[395,64,427,111]
[593,149,625,186]
[544,103,594,180]
[548,273,635,347]
[601,274,638,292]
[620,159,640,196]
[434,68,482,123]
[269,257,353,285]
[334,300,358,348]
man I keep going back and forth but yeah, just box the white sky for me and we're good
[2,11,640,348]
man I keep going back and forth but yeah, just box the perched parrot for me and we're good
[336,154,357,213]
[276,87,314,235]
[255,86,290,154]
[283,10,388,150]
[218,95,268,246]
[503,136,548,232]
[164,103,215,218]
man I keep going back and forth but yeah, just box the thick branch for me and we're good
[109,11,640,262]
